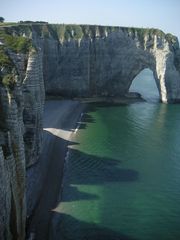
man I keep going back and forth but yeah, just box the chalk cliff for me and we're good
[40,24,180,103]
[0,26,44,239]
[0,23,180,239]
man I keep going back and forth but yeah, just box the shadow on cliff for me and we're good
[50,213,137,240]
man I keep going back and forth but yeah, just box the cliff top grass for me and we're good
[42,23,178,45]
[0,21,178,45]
[29,23,175,42]
[0,26,33,54]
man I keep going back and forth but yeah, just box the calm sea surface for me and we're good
[56,70,180,240]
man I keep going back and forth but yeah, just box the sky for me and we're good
[1,0,180,40]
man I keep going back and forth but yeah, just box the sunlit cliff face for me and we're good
[39,25,180,103]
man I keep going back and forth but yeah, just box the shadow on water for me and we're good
[43,101,128,132]
[72,112,96,130]
[61,149,139,203]
[26,132,81,239]
[61,185,98,202]
[72,103,128,131]
[27,102,140,240]
[81,112,96,123]
[50,103,140,239]
[27,131,138,239]
[51,213,137,240]
[64,149,139,186]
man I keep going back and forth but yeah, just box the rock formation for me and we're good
[0,26,44,239]
[41,24,180,103]
[0,22,180,240]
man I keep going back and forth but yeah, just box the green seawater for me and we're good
[55,70,180,240]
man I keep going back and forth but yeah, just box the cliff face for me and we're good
[2,24,180,101]
[40,24,180,103]
[0,26,44,239]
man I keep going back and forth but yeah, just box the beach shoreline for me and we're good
[26,100,86,240]
[46,92,145,105]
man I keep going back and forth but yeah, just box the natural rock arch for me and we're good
[129,68,160,101]
[41,26,180,103]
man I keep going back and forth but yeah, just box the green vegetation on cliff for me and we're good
[0,42,15,89]
[0,46,15,89]
[123,27,178,46]
[122,27,165,37]
[0,46,12,67]
[1,21,177,46]
[51,24,84,40]
[0,26,34,89]
[0,29,33,53]
[0,22,178,90]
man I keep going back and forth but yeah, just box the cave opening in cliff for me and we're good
[129,68,160,102]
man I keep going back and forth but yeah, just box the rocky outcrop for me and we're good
[23,47,44,167]
[3,24,179,102]
[0,28,44,239]
[0,86,26,240]
[40,25,180,103]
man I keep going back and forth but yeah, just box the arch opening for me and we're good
[129,68,160,102]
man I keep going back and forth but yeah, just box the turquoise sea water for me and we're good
[55,70,180,240]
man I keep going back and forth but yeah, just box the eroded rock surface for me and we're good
[41,25,180,103]
[0,27,44,239]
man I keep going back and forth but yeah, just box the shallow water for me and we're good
[55,70,180,240]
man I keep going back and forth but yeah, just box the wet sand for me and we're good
[26,100,85,240]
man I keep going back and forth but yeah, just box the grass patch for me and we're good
[50,24,83,40]
[0,28,33,53]
[0,46,12,67]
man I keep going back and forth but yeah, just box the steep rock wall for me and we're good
[0,27,44,239]
[2,24,180,102]
[40,25,180,103]
[0,86,26,240]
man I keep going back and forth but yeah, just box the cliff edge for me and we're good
[37,23,180,103]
